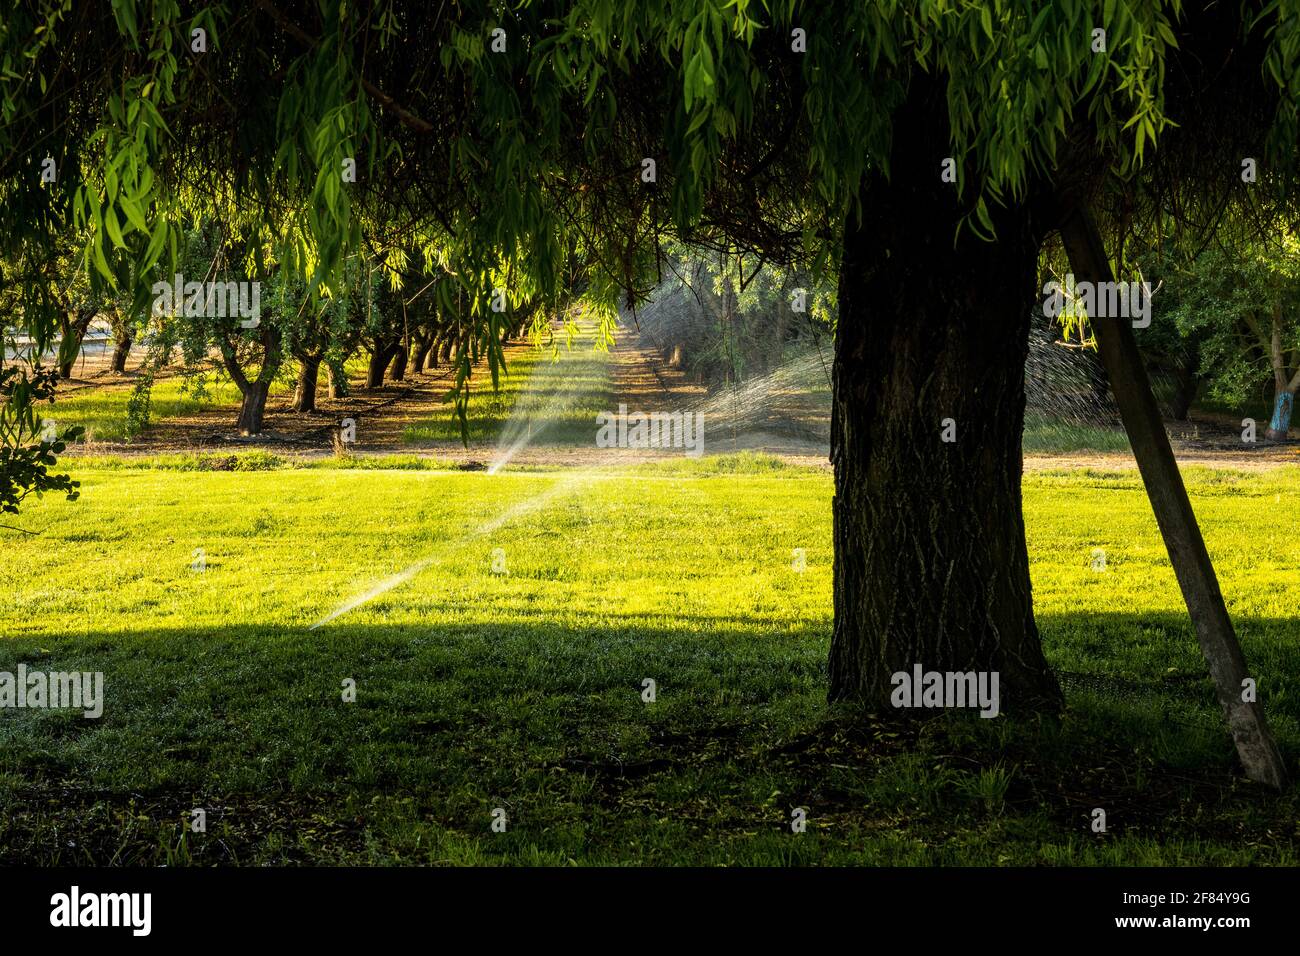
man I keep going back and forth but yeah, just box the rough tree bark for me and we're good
[366,341,398,388]
[237,380,271,435]
[826,89,1062,714]
[1267,389,1295,440]
[326,361,348,399]
[293,355,320,413]
[389,343,409,381]
[220,325,283,437]
[1059,201,1287,789]
[412,336,432,373]
[110,325,132,374]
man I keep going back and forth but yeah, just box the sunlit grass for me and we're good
[402,337,616,445]
[1,456,1297,864]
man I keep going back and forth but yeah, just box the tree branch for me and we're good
[251,0,435,133]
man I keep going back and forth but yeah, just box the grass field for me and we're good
[401,337,616,445]
[1,453,1298,865]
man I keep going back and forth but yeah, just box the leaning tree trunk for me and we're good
[827,127,1061,714]
[57,308,98,379]
[293,356,321,413]
[237,380,271,436]
[57,318,79,379]
[1059,202,1287,789]
[57,325,83,379]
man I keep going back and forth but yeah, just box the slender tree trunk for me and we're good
[109,330,131,371]
[57,316,78,379]
[293,356,321,413]
[1059,202,1287,789]
[827,114,1061,714]
[438,337,454,365]
[1264,302,1299,440]
[237,380,271,436]
[1168,370,1200,422]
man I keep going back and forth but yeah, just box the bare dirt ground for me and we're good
[53,326,1299,471]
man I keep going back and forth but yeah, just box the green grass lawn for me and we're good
[402,337,617,446]
[1,454,1298,865]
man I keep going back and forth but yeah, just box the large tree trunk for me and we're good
[237,380,271,436]
[827,121,1061,714]
[220,324,281,438]
[438,337,454,366]
[293,356,320,413]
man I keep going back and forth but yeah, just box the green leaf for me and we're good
[91,231,115,285]
[104,205,126,249]
[120,195,148,233]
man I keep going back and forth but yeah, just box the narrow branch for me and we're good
[252,0,435,133]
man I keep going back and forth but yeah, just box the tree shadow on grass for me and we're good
[0,610,1296,864]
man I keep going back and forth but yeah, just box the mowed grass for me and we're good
[402,337,617,446]
[1,455,1299,865]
